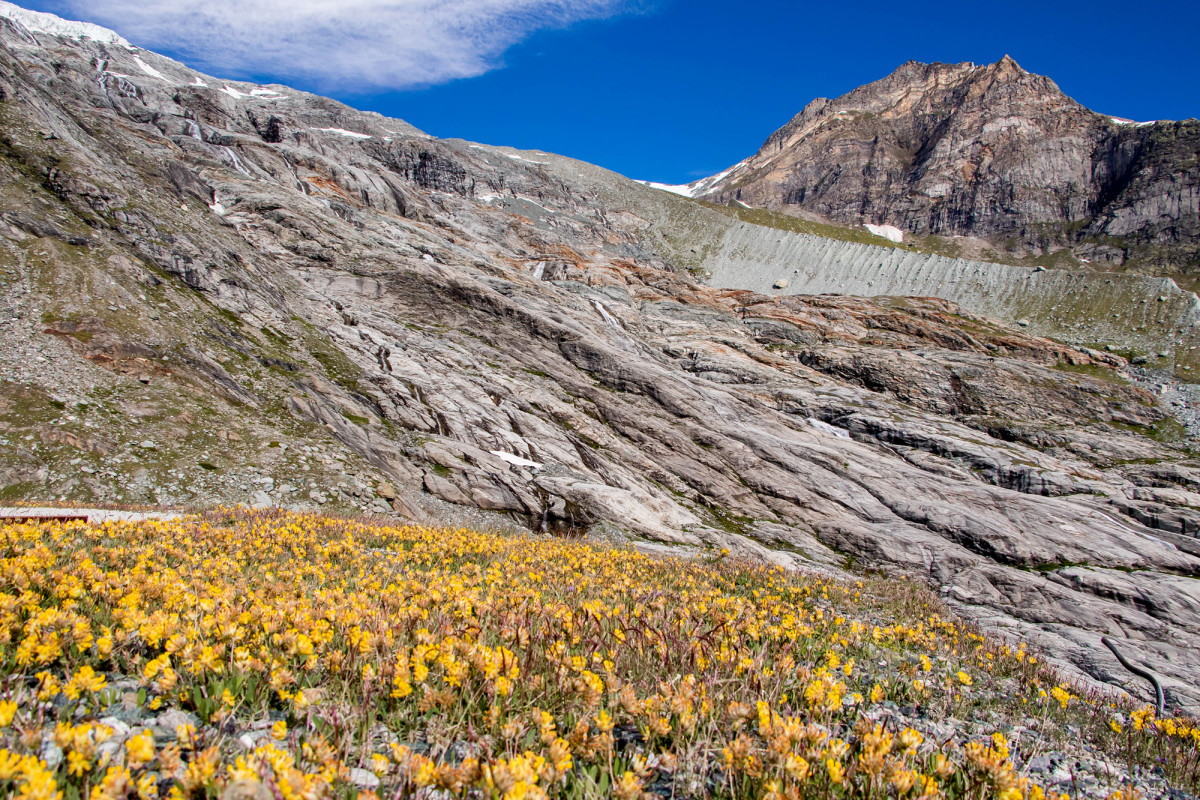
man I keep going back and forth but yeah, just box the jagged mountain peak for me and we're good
[995,52,1021,70]
[692,56,1198,273]
[766,57,1069,150]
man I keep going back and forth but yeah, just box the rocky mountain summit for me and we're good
[697,57,1200,275]
[2,7,1200,716]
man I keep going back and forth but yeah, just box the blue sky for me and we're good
[29,0,1200,184]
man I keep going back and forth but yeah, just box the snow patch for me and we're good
[865,224,905,243]
[0,1,131,47]
[468,144,542,162]
[316,128,372,139]
[220,84,284,101]
[133,55,169,82]
[490,450,542,469]
[499,151,547,165]
[1110,117,1157,127]
[640,181,694,197]
[734,199,753,209]
[208,202,226,216]
[636,159,749,199]
[191,77,207,87]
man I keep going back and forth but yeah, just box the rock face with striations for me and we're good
[2,8,1200,714]
[698,57,1200,273]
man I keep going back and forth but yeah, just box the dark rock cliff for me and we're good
[701,57,1200,274]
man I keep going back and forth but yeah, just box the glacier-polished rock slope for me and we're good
[1,9,1199,712]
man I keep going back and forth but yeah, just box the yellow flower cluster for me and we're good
[1049,685,1073,710]
[0,511,1193,800]
[1126,706,1200,744]
[0,748,59,800]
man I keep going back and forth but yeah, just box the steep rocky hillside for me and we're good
[697,57,1200,276]
[2,9,1200,716]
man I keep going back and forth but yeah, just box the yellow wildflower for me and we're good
[614,771,642,800]
[0,700,16,727]
[126,731,155,769]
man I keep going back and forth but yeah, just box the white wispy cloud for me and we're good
[42,0,637,90]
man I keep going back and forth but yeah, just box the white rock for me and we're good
[96,740,122,762]
[99,717,132,737]
[156,710,198,731]
[40,741,63,768]
[347,769,380,789]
